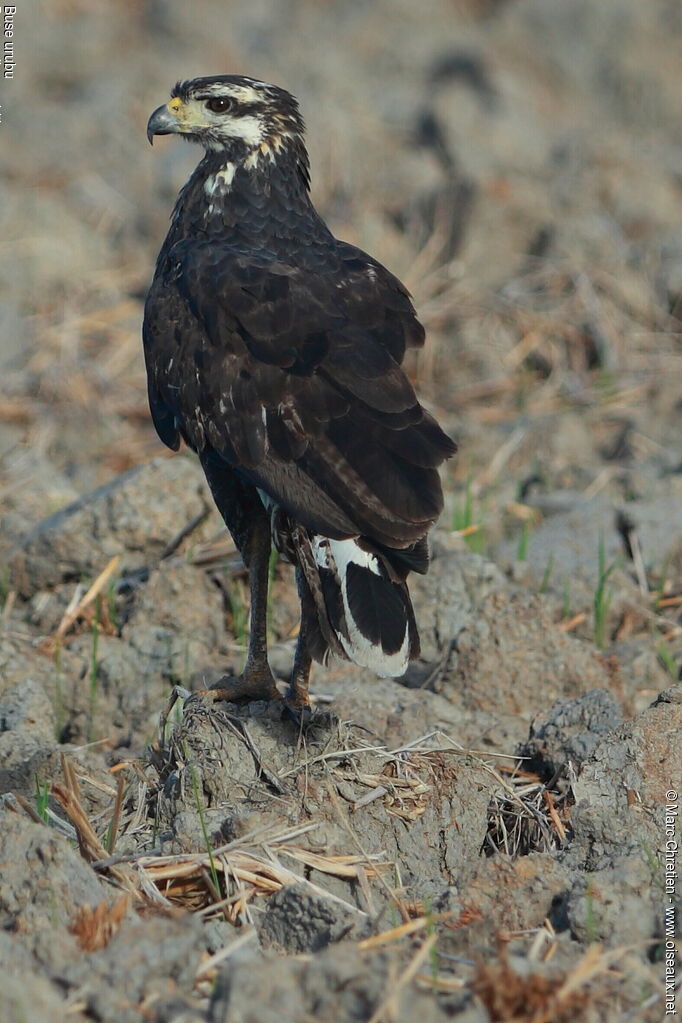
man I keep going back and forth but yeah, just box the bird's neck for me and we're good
[171,142,329,254]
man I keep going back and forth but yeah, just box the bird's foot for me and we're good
[283,694,338,732]
[199,664,283,705]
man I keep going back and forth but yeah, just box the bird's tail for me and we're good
[291,529,421,677]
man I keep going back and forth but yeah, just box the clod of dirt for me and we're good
[409,544,619,748]
[321,670,487,750]
[566,856,659,948]
[0,808,111,971]
[209,941,479,1023]
[0,677,58,796]
[8,456,213,598]
[121,558,228,687]
[518,689,623,782]
[0,932,80,1023]
[150,691,497,911]
[472,944,615,1023]
[566,684,682,871]
[443,853,573,959]
[62,914,208,1023]
[259,882,367,953]
[407,543,507,665]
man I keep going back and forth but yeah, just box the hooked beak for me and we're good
[146,104,181,145]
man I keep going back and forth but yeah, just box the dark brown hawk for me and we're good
[144,75,456,710]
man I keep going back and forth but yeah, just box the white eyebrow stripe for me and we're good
[194,82,264,104]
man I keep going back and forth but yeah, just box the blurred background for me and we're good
[1,0,681,664]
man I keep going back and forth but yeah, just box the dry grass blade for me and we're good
[70,893,130,951]
[43,555,120,652]
[542,790,567,844]
[366,933,438,1023]
[358,913,454,951]
[195,927,257,982]
[106,771,127,854]
[52,755,141,899]
[484,759,573,858]
[132,834,372,919]
[554,943,631,1003]
[281,847,388,880]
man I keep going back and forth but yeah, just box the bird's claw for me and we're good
[283,702,338,732]
[198,668,283,705]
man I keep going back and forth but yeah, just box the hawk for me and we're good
[144,76,456,711]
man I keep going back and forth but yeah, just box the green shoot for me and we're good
[452,480,475,532]
[0,564,10,615]
[34,776,50,823]
[562,579,572,620]
[183,741,221,899]
[656,638,678,680]
[516,522,530,562]
[181,639,190,688]
[423,898,440,990]
[653,558,670,610]
[593,536,616,650]
[540,554,554,593]
[640,840,666,893]
[584,879,598,945]
[106,576,120,633]
[451,481,486,554]
[268,546,279,586]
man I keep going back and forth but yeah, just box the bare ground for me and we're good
[1,1,681,1020]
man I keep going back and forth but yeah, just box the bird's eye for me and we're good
[205,97,234,114]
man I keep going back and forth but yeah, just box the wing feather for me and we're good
[143,239,455,546]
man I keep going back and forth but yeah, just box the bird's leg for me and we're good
[240,515,280,698]
[285,607,336,729]
[206,515,281,704]
[286,614,313,711]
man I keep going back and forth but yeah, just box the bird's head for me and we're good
[147,75,306,165]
